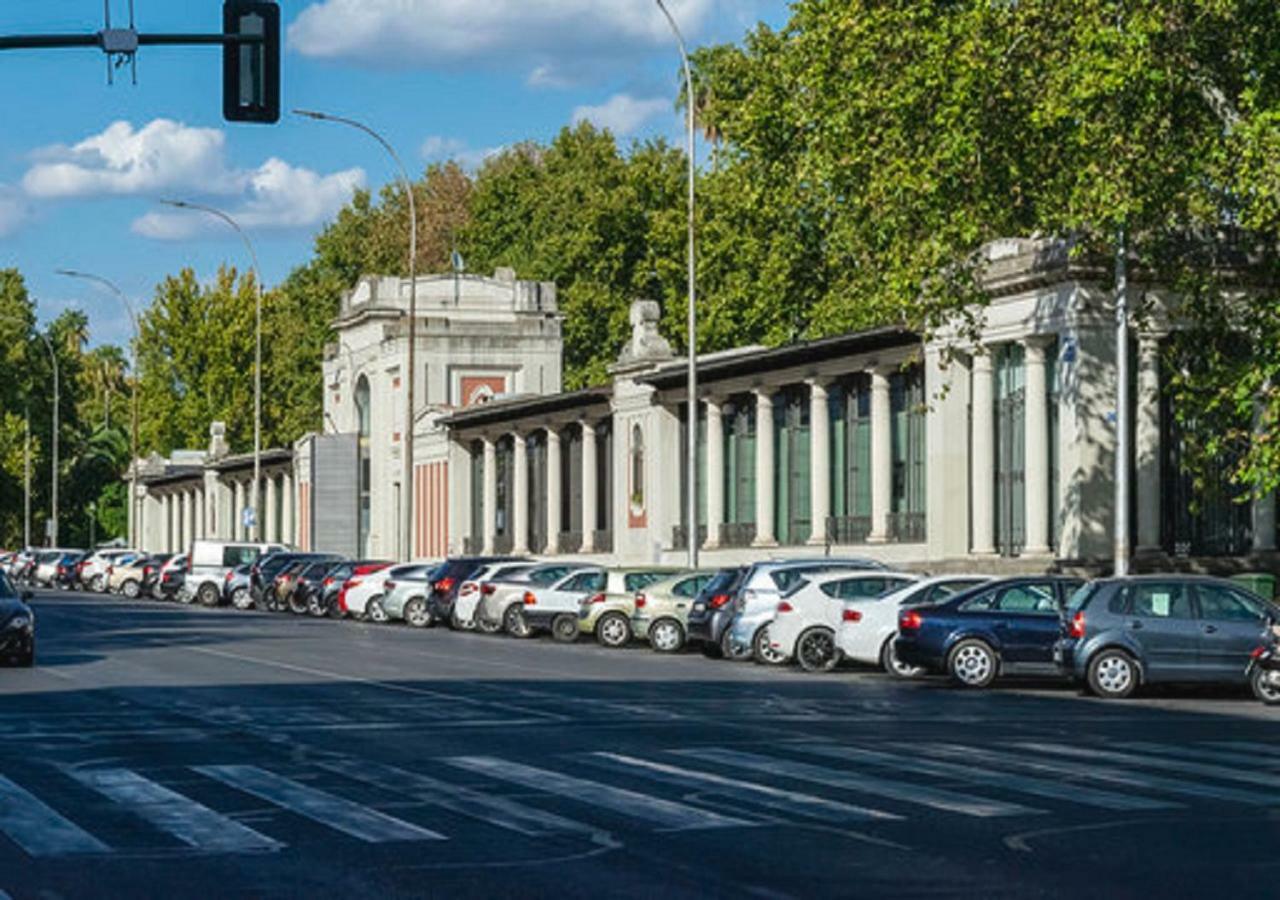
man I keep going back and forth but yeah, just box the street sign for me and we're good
[242,506,257,530]
[223,2,280,123]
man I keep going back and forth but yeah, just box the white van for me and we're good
[184,541,287,607]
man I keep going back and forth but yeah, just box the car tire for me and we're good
[366,597,389,624]
[405,598,432,629]
[308,595,326,618]
[1086,648,1139,699]
[722,628,751,661]
[947,639,999,688]
[503,604,531,638]
[476,615,502,635]
[450,609,476,631]
[649,618,685,653]
[121,580,140,600]
[795,627,840,673]
[551,614,580,643]
[92,575,106,593]
[231,588,254,611]
[700,640,723,659]
[287,593,308,616]
[752,625,787,666]
[197,583,221,608]
[595,612,631,648]
[1251,667,1280,705]
[881,636,925,678]
[327,602,346,620]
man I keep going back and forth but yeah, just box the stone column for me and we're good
[512,433,530,555]
[482,437,497,555]
[545,428,562,555]
[283,472,295,545]
[971,352,997,555]
[187,490,196,547]
[163,493,173,553]
[196,489,205,541]
[232,480,243,542]
[265,475,279,544]
[176,492,187,551]
[808,380,831,546]
[753,389,778,547]
[703,399,724,550]
[868,368,893,544]
[581,423,598,553]
[1135,335,1163,553]
[1023,339,1051,555]
[127,474,136,548]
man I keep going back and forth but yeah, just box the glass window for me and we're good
[530,566,569,585]
[1196,584,1269,623]
[890,367,926,517]
[674,574,713,598]
[1127,583,1194,620]
[1066,583,1101,613]
[624,572,668,592]
[771,568,817,593]
[630,424,645,512]
[960,589,998,612]
[562,571,606,592]
[825,578,889,600]
[993,583,1059,614]
[931,580,985,604]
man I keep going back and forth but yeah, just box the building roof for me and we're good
[140,466,205,488]
[440,386,613,431]
[210,448,296,474]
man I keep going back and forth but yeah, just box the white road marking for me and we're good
[908,743,1272,806]
[193,765,445,843]
[671,748,1039,818]
[794,743,1179,812]
[0,774,109,857]
[68,768,282,853]
[445,756,750,830]
[1016,742,1280,791]
[1115,742,1280,770]
[318,759,595,836]
[587,752,901,823]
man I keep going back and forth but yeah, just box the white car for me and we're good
[766,571,919,671]
[838,575,994,676]
[452,561,534,630]
[80,549,137,592]
[362,562,436,624]
[514,568,607,640]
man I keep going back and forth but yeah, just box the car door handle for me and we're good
[1128,620,1143,630]
[1202,624,1218,634]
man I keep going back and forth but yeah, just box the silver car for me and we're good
[475,562,592,635]
[378,563,441,627]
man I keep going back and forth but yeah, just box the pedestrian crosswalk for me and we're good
[0,739,1277,860]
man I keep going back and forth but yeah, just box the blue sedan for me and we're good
[893,576,1085,688]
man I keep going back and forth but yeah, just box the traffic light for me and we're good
[223,1,279,123]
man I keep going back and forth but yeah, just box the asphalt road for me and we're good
[1,590,1278,899]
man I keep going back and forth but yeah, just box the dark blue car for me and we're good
[893,576,1085,688]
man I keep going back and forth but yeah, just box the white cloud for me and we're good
[22,120,239,199]
[572,94,670,136]
[421,135,504,170]
[288,0,716,83]
[131,159,365,240]
[0,186,30,237]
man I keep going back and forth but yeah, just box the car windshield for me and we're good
[1067,583,1100,612]
[696,569,742,602]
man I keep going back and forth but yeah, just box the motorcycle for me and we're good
[1247,628,1280,705]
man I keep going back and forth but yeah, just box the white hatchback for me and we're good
[837,575,993,676]
[767,572,919,671]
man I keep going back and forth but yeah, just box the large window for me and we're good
[495,436,513,540]
[469,440,484,549]
[774,386,811,544]
[994,344,1026,556]
[527,432,547,553]
[678,403,707,540]
[829,376,871,543]
[890,367,926,541]
[723,395,757,542]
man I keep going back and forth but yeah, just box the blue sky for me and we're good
[0,1,787,348]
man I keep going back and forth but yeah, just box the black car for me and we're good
[255,552,340,612]
[139,554,173,599]
[424,556,522,626]
[288,559,345,615]
[0,574,35,667]
[685,566,749,655]
[53,552,87,590]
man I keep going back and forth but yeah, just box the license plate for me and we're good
[692,603,705,612]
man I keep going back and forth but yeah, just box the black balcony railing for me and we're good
[463,536,483,555]
[719,522,757,548]
[888,512,927,544]
[826,515,871,545]
[493,534,514,554]
[558,530,582,554]
[672,524,708,549]
[591,529,614,554]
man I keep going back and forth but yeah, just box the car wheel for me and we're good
[231,588,254,611]
[551,614,580,643]
[1251,667,1280,705]
[752,625,787,666]
[881,636,925,678]
[649,618,685,653]
[595,612,631,648]
[92,575,106,593]
[1087,648,1139,699]
[287,592,308,615]
[197,584,221,608]
[796,627,840,673]
[477,615,502,634]
[308,595,326,618]
[327,601,346,620]
[503,604,531,638]
[450,609,475,631]
[700,640,724,659]
[947,639,998,688]
[366,597,389,624]
[405,598,432,629]
[121,580,140,600]
[721,628,751,661]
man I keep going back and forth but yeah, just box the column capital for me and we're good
[1022,336,1053,363]
[971,350,995,374]
[805,377,831,396]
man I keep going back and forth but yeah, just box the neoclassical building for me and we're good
[129,240,1278,572]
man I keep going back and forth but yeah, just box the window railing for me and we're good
[493,534,513,554]
[558,531,582,554]
[591,529,613,554]
[826,515,871,545]
[719,522,757,548]
[672,524,708,549]
[463,536,483,555]
[888,512,927,544]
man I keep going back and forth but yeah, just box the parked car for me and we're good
[341,562,421,621]
[702,559,888,663]
[450,561,534,630]
[187,541,287,607]
[53,551,87,590]
[515,567,606,640]
[893,575,1086,688]
[322,561,391,618]
[423,556,523,627]
[835,575,993,676]
[631,569,720,652]
[379,564,444,626]
[224,564,254,610]
[105,553,146,595]
[155,554,189,601]
[1055,575,1279,699]
[33,549,80,587]
[249,551,306,610]
[138,554,172,599]
[766,571,920,671]
[475,562,593,634]
[79,548,137,592]
[0,574,35,667]
[289,559,353,616]
[578,567,686,647]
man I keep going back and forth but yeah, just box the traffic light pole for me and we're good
[0,33,263,51]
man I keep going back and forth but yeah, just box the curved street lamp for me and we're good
[0,314,58,547]
[294,108,418,562]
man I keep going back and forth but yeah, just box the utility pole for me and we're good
[23,406,30,549]
[1114,229,1131,576]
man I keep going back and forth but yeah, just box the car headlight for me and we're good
[6,614,32,630]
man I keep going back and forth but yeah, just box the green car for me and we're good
[577,567,685,647]
[630,570,719,653]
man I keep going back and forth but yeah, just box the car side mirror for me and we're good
[21,591,33,602]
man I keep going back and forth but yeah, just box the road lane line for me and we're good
[671,748,1040,818]
[1015,742,1280,791]
[445,756,750,830]
[0,775,109,857]
[68,768,282,853]
[317,760,595,836]
[907,743,1273,806]
[794,743,1178,812]
[193,766,445,843]
[587,752,901,823]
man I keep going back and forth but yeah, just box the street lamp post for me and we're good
[58,270,141,549]
[158,200,264,543]
[655,0,699,568]
[1113,229,1131,576]
[294,108,418,562]
[2,316,58,546]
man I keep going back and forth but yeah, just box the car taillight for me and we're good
[587,592,606,605]
[1252,646,1267,659]
[481,583,496,595]
[460,583,477,596]
[347,578,362,590]
[776,600,794,613]
[107,565,114,575]
[523,591,537,606]
[842,608,863,623]
[436,577,456,595]
[1068,611,1086,639]
[225,571,234,582]
[143,567,153,577]
[323,577,334,588]
[900,610,923,632]
[708,593,731,609]
[384,581,397,590]
[635,593,647,609]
